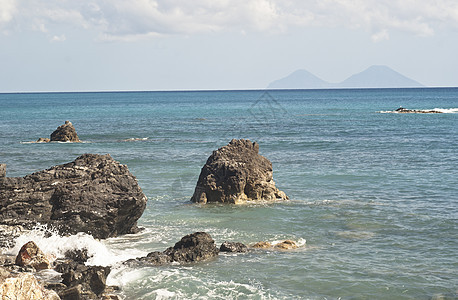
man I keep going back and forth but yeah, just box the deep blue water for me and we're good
[1,88,457,299]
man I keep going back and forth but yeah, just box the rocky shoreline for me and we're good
[1,138,292,299]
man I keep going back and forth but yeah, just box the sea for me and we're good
[0,88,457,299]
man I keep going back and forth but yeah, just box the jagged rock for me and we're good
[220,241,248,253]
[191,139,288,204]
[61,265,111,297]
[15,241,51,270]
[0,154,147,239]
[0,164,5,178]
[134,232,219,266]
[0,273,60,300]
[64,248,91,264]
[50,121,81,142]
[164,232,220,263]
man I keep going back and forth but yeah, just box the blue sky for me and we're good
[1,0,457,92]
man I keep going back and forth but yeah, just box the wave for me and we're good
[4,225,146,267]
[378,108,458,113]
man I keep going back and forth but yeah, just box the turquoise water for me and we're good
[1,88,457,299]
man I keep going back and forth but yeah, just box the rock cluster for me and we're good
[0,154,147,239]
[1,241,117,300]
[395,107,442,113]
[191,139,288,204]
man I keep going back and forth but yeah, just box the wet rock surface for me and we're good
[191,139,288,204]
[0,154,147,239]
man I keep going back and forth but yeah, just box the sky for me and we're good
[1,0,458,92]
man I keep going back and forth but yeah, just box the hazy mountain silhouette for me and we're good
[268,69,329,89]
[267,65,423,89]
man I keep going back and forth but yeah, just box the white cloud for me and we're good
[0,0,17,29]
[51,34,66,42]
[1,0,458,41]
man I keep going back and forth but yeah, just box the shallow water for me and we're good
[1,88,457,299]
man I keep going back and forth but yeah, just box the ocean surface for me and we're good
[0,88,457,299]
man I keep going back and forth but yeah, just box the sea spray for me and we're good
[5,224,146,267]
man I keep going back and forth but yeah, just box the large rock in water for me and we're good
[50,120,81,142]
[0,154,147,239]
[191,139,288,204]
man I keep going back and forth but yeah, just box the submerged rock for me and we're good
[50,120,81,142]
[191,139,288,204]
[0,154,147,239]
[15,241,51,270]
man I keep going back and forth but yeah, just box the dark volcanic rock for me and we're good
[50,120,81,142]
[135,232,219,266]
[61,265,111,297]
[164,232,219,263]
[220,241,248,253]
[0,154,147,239]
[191,139,288,204]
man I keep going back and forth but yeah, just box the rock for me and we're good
[0,154,147,239]
[0,224,27,250]
[135,232,219,266]
[395,107,442,113]
[251,241,272,249]
[50,121,81,142]
[164,232,219,263]
[274,240,298,250]
[36,137,51,143]
[60,264,111,298]
[0,164,5,178]
[15,241,51,270]
[219,241,248,253]
[191,139,288,204]
[138,251,172,265]
[251,240,298,250]
[64,248,91,264]
[0,273,60,300]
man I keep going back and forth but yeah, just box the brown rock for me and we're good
[274,240,298,250]
[36,137,51,143]
[50,121,81,142]
[0,273,60,300]
[191,139,288,204]
[251,241,272,249]
[15,241,51,270]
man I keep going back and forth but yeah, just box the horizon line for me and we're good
[1,86,458,95]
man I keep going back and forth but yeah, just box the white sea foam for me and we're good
[6,225,146,267]
[378,108,458,113]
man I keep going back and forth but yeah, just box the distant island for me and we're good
[267,65,424,89]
